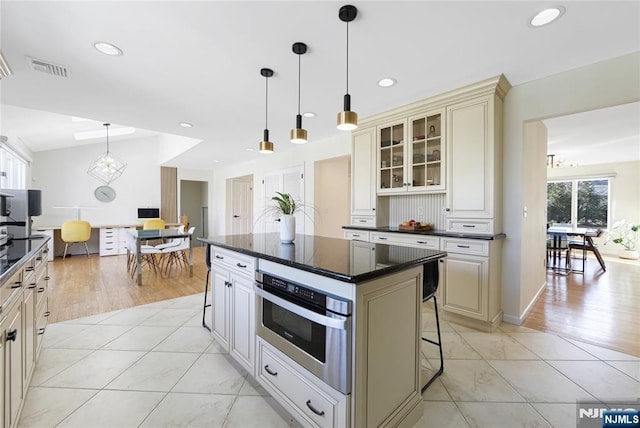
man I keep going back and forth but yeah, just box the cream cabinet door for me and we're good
[351,127,376,217]
[446,97,494,220]
[211,266,231,351]
[442,253,489,320]
[230,273,255,373]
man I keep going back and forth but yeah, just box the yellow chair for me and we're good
[61,220,92,260]
[143,218,166,230]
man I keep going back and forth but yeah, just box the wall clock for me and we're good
[94,185,116,202]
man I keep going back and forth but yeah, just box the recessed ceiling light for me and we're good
[303,112,316,118]
[93,41,123,56]
[529,6,565,27]
[179,122,193,128]
[212,160,219,163]
[378,78,396,88]
[245,148,254,151]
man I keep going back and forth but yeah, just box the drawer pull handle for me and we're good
[352,234,360,237]
[378,237,387,240]
[462,225,476,228]
[264,365,278,376]
[457,245,470,249]
[44,311,51,317]
[417,241,428,244]
[44,276,50,281]
[215,255,224,260]
[38,287,45,293]
[38,328,46,335]
[236,263,247,269]
[306,400,325,416]
[224,281,232,288]
[25,266,34,272]
[28,283,36,289]
[36,257,42,261]
[11,282,22,289]
[6,329,17,342]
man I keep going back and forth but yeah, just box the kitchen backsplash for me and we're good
[388,193,446,229]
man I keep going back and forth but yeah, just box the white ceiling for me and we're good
[1,1,639,169]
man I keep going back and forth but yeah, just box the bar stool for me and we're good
[202,244,212,331]
[421,261,444,393]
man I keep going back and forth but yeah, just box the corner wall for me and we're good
[502,51,640,323]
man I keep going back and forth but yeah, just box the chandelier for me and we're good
[87,123,127,184]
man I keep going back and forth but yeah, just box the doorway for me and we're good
[227,174,253,235]
[314,155,350,238]
[179,179,208,245]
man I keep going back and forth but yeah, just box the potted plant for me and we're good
[272,192,297,243]
[604,220,640,260]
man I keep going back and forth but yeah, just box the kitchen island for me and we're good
[199,233,446,428]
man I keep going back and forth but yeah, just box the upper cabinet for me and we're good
[376,110,445,194]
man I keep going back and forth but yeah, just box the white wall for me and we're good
[502,51,640,323]
[546,160,640,257]
[211,133,351,236]
[31,136,162,227]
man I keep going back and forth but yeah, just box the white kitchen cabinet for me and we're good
[440,237,502,331]
[350,127,388,227]
[370,231,439,250]
[210,247,256,373]
[4,294,23,428]
[444,76,510,234]
[99,227,119,256]
[257,338,348,428]
[377,119,407,194]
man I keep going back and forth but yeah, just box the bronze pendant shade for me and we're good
[337,5,358,131]
[259,68,275,154]
[290,42,308,144]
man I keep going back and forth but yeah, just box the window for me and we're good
[0,146,27,189]
[547,178,610,228]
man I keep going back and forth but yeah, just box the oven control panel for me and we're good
[259,272,326,307]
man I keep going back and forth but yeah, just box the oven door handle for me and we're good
[255,286,348,330]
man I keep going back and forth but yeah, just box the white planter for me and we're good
[280,214,295,243]
[619,249,639,260]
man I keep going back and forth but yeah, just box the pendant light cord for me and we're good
[264,76,269,129]
[297,54,301,115]
[345,20,349,95]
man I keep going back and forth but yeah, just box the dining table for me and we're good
[547,226,606,273]
[126,228,193,285]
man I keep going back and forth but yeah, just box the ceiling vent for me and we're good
[26,56,70,78]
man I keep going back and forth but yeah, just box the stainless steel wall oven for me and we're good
[255,271,352,394]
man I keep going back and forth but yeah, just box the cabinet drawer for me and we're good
[351,216,375,227]
[441,238,489,256]
[258,341,341,428]
[211,247,256,277]
[0,270,23,311]
[343,230,370,241]
[446,219,493,234]
[371,232,439,249]
[100,228,117,238]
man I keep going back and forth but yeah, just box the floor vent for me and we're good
[26,56,70,78]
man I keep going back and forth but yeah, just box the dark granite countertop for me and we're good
[0,236,49,283]
[198,233,446,283]
[343,225,506,240]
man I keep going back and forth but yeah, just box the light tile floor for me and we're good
[19,295,640,427]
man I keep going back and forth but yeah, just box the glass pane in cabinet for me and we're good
[391,146,403,167]
[380,148,391,169]
[426,138,441,162]
[426,114,441,138]
[380,169,391,189]
[391,167,404,188]
[412,118,425,142]
[391,124,404,145]
[412,141,426,165]
[380,127,391,147]
[426,163,441,186]
[412,164,426,187]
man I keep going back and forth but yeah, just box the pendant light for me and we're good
[290,42,308,144]
[337,4,358,131]
[87,123,127,184]
[259,68,275,154]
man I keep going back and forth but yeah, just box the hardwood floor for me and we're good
[46,246,639,357]
[46,246,208,323]
[523,254,640,357]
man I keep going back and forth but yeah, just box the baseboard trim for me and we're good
[502,281,547,325]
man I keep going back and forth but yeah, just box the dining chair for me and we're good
[568,228,606,271]
[61,220,92,260]
[143,218,166,230]
[125,232,162,277]
[160,226,194,275]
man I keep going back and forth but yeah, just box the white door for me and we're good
[262,165,305,234]
[231,178,252,235]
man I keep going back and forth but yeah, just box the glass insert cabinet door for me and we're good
[378,120,406,192]
[409,111,445,192]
